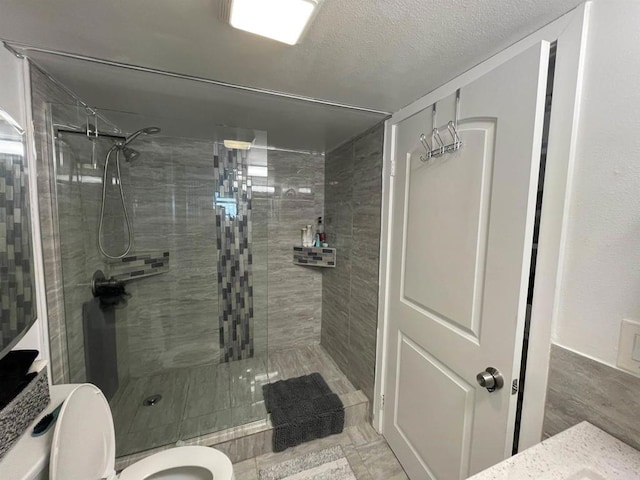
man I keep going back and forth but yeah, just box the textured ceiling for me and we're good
[1,0,584,113]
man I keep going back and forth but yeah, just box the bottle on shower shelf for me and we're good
[306,224,315,247]
[316,217,325,244]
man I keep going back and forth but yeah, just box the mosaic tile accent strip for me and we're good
[0,153,35,351]
[108,251,170,281]
[214,145,254,362]
[0,368,49,460]
[293,247,336,268]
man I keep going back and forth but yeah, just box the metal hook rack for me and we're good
[419,90,463,162]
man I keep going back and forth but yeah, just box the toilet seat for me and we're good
[118,446,234,480]
[50,384,234,480]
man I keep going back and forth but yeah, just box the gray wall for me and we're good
[123,145,325,370]
[321,124,384,407]
[117,138,221,375]
[265,150,325,352]
[543,344,640,450]
[541,2,640,452]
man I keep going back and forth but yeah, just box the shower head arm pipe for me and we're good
[119,127,161,147]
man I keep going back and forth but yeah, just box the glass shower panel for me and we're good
[50,103,124,386]
[49,103,269,457]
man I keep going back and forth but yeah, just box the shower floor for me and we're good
[110,344,358,458]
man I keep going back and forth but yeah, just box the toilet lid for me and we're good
[50,384,116,480]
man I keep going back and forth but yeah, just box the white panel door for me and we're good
[383,43,550,480]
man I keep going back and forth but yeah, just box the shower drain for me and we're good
[142,394,162,406]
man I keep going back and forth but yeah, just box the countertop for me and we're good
[469,422,640,479]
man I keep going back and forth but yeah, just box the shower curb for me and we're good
[114,389,369,471]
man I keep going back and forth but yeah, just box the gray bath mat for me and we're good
[258,446,356,480]
[263,373,344,452]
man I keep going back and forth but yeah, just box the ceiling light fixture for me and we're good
[227,0,321,45]
[224,139,253,150]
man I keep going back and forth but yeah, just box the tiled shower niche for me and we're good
[293,246,336,267]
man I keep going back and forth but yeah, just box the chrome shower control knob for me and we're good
[476,367,504,392]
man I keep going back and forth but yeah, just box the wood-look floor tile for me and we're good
[343,444,374,480]
[346,423,381,447]
[180,409,233,441]
[233,458,258,480]
[184,366,231,418]
[129,371,189,432]
[118,422,181,457]
[232,401,268,426]
[356,439,408,480]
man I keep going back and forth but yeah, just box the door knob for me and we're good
[476,367,504,392]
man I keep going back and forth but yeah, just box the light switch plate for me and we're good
[617,318,640,377]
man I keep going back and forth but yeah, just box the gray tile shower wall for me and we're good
[119,138,222,375]
[30,64,88,384]
[544,344,640,450]
[321,123,384,410]
[263,149,325,352]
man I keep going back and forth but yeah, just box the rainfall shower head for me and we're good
[121,126,161,146]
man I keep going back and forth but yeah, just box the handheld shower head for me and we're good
[121,126,161,146]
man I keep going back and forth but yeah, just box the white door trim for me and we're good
[373,2,591,453]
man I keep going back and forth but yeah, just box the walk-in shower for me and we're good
[47,102,273,456]
[37,82,342,460]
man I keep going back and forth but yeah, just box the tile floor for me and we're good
[233,422,408,480]
[110,344,359,457]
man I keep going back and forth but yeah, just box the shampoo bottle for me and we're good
[317,217,325,243]
[306,224,314,247]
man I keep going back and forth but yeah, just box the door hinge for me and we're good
[390,160,396,177]
[380,394,385,408]
[511,379,518,395]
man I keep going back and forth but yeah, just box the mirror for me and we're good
[0,108,37,359]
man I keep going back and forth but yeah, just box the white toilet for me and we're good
[50,383,235,480]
